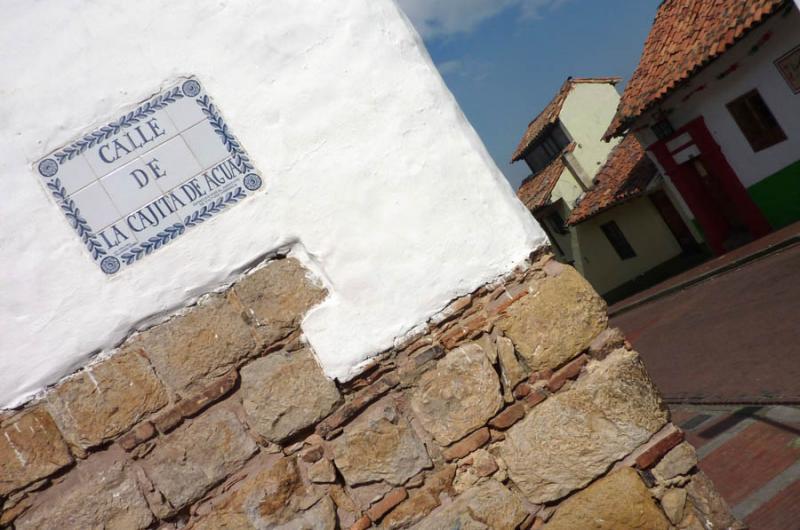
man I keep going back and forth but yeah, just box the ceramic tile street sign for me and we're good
[35,77,263,275]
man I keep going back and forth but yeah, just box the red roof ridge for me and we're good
[516,145,574,212]
[566,135,657,225]
[511,77,621,162]
[605,0,788,139]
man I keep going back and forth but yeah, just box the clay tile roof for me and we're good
[516,154,567,212]
[567,135,657,225]
[511,77,621,162]
[605,0,788,139]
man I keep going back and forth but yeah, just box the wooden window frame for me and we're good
[600,221,636,260]
[726,89,787,152]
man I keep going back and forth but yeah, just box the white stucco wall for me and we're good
[0,0,545,408]
[636,7,800,188]
[559,83,623,182]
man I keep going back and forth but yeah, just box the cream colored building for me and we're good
[512,78,701,299]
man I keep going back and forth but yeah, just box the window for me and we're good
[545,211,568,235]
[651,119,675,140]
[600,221,636,260]
[524,123,571,175]
[726,89,787,152]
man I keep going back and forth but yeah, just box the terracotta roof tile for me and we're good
[605,0,788,139]
[566,135,657,225]
[511,77,621,162]
[516,155,567,212]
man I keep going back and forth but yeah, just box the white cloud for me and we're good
[436,59,464,76]
[397,0,570,39]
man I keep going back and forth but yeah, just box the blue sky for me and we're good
[396,0,661,189]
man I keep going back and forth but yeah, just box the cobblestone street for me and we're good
[612,235,800,528]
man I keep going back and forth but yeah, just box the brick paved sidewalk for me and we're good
[671,405,800,530]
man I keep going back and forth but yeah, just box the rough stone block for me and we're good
[140,407,258,515]
[412,479,527,530]
[496,335,528,396]
[132,291,256,394]
[497,266,607,371]
[685,471,742,529]
[241,348,341,442]
[0,407,73,497]
[308,458,337,484]
[191,453,336,530]
[661,487,687,524]
[652,442,698,483]
[15,449,153,530]
[316,373,398,440]
[333,398,431,486]
[499,349,667,503]
[410,342,502,445]
[46,350,168,449]
[233,257,327,348]
[380,466,455,529]
[544,467,670,530]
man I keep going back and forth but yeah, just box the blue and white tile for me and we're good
[84,109,180,178]
[166,94,208,131]
[50,154,97,195]
[99,158,164,214]
[70,181,121,232]
[124,199,182,246]
[181,121,231,169]
[146,136,203,192]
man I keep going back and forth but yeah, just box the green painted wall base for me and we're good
[748,159,800,230]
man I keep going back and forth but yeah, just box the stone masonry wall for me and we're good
[0,251,742,529]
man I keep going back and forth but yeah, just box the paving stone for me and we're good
[333,398,431,486]
[497,267,607,371]
[140,407,258,515]
[411,479,527,530]
[46,350,168,449]
[15,449,153,530]
[0,407,73,497]
[499,349,667,503]
[132,291,256,394]
[241,348,341,442]
[234,257,327,348]
[544,467,670,530]
[410,342,502,445]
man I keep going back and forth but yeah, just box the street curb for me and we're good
[609,236,800,318]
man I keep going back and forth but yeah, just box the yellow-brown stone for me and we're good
[0,407,73,497]
[545,467,669,530]
[46,349,168,449]
[498,266,607,371]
